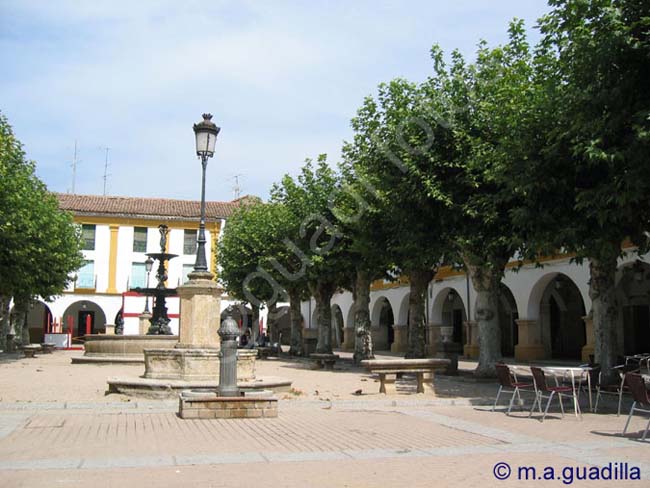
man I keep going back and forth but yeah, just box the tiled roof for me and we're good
[55,193,252,221]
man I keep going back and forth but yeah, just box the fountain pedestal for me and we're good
[142,271,222,381]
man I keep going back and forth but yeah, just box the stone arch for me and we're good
[397,292,410,327]
[331,304,344,348]
[533,273,586,359]
[371,296,395,351]
[616,260,650,355]
[13,300,53,344]
[499,284,519,357]
[346,304,356,331]
[431,287,467,345]
[62,300,107,341]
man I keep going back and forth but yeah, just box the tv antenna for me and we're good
[100,146,111,195]
[69,140,80,194]
[230,174,243,199]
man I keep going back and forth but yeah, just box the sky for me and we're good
[1,0,551,203]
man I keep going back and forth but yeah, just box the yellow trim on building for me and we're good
[369,251,588,291]
[107,225,119,293]
[211,221,221,277]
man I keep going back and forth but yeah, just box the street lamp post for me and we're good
[192,113,221,274]
[143,256,154,313]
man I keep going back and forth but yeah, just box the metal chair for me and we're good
[492,363,534,414]
[622,373,650,441]
[594,363,638,416]
[529,366,575,421]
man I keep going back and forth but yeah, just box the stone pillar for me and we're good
[514,319,546,361]
[176,273,222,349]
[425,324,440,356]
[581,314,595,363]
[371,325,386,351]
[463,321,479,359]
[138,313,152,335]
[342,327,355,351]
[391,324,408,353]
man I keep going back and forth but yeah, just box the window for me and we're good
[131,262,147,288]
[77,261,95,288]
[183,229,197,255]
[133,227,147,252]
[182,264,194,283]
[81,224,96,250]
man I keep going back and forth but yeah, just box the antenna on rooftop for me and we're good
[100,146,111,195]
[69,140,80,194]
[230,174,243,199]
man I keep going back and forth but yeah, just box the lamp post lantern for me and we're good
[192,113,221,274]
[143,256,154,313]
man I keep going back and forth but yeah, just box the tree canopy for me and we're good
[0,112,83,347]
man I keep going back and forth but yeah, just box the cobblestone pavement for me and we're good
[1,352,649,486]
[1,400,649,487]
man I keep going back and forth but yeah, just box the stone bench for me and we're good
[361,358,451,394]
[22,344,42,358]
[310,353,340,370]
[40,343,56,354]
[257,346,273,359]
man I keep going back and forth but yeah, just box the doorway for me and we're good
[77,311,95,337]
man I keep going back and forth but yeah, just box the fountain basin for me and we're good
[71,335,179,364]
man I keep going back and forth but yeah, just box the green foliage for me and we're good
[343,78,451,276]
[270,155,351,291]
[512,0,650,261]
[0,112,83,301]
[218,200,299,306]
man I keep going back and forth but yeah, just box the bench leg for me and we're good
[313,360,324,370]
[324,360,335,370]
[416,372,435,394]
[379,373,397,394]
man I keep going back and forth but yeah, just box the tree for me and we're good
[271,156,350,354]
[344,79,452,359]
[0,112,83,348]
[218,200,276,341]
[218,200,310,354]
[510,0,650,381]
[390,21,537,375]
[334,163,395,362]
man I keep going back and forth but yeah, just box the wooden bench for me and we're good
[361,358,451,394]
[40,343,56,354]
[22,344,42,358]
[310,353,340,370]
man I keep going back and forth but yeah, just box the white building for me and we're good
[25,193,253,342]
[300,249,650,361]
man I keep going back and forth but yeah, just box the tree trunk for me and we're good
[266,301,278,342]
[288,289,303,356]
[10,296,30,347]
[353,269,374,363]
[0,295,9,351]
[464,258,503,378]
[251,304,260,343]
[313,281,336,354]
[590,254,621,384]
[406,269,434,358]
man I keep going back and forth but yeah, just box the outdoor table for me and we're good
[542,366,595,417]
[510,365,594,417]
